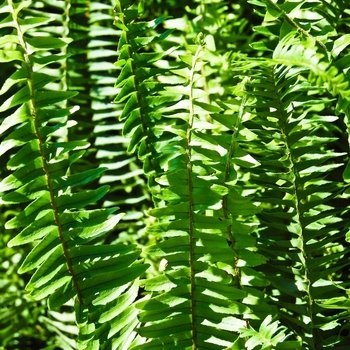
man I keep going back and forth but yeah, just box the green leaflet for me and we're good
[98,280,139,320]
[35,91,79,108]
[0,85,31,112]
[26,248,67,292]
[138,314,192,338]
[53,167,108,191]
[0,104,29,134]
[56,186,109,210]
[0,49,24,62]
[8,210,57,246]
[25,36,72,49]
[0,157,44,193]
[48,279,77,309]
[99,305,140,348]
[0,121,36,157]
[0,67,27,95]
[5,194,52,229]
[1,175,48,203]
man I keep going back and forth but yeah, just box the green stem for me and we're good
[223,93,247,285]
[187,44,204,350]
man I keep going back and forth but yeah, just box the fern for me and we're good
[112,2,276,348]
[233,3,350,346]
[0,1,147,349]
[2,0,350,349]
[239,61,349,348]
[134,42,244,350]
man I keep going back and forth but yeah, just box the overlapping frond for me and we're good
[272,32,350,101]
[112,1,278,347]
[88,0,151,242]
[0,1,147,348]
[113,0,179,176]
[131,41,245,349]
[238,57,350,348]
[2,0,350,348]
[250,0,350,113]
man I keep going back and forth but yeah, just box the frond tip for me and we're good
[239,315,302,350]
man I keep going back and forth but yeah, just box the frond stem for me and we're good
[187,44,204,349]
[223,91,247,290]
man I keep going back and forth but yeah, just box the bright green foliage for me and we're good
[236,60,349,348]
[1,0,350,349]
[0,0,147,349]
[239,315,299,350]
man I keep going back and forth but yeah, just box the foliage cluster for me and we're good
[1,0,350,349]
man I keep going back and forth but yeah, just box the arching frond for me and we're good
[239,59,350,348]
[0,1,148,348]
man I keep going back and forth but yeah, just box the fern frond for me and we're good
[272,32,350,101]
[88,1,151,243]
[113,0,179,176]
[240,59,350,348]
[0,1,147,348]
[115,28,271,346]
[3,0,350,348]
